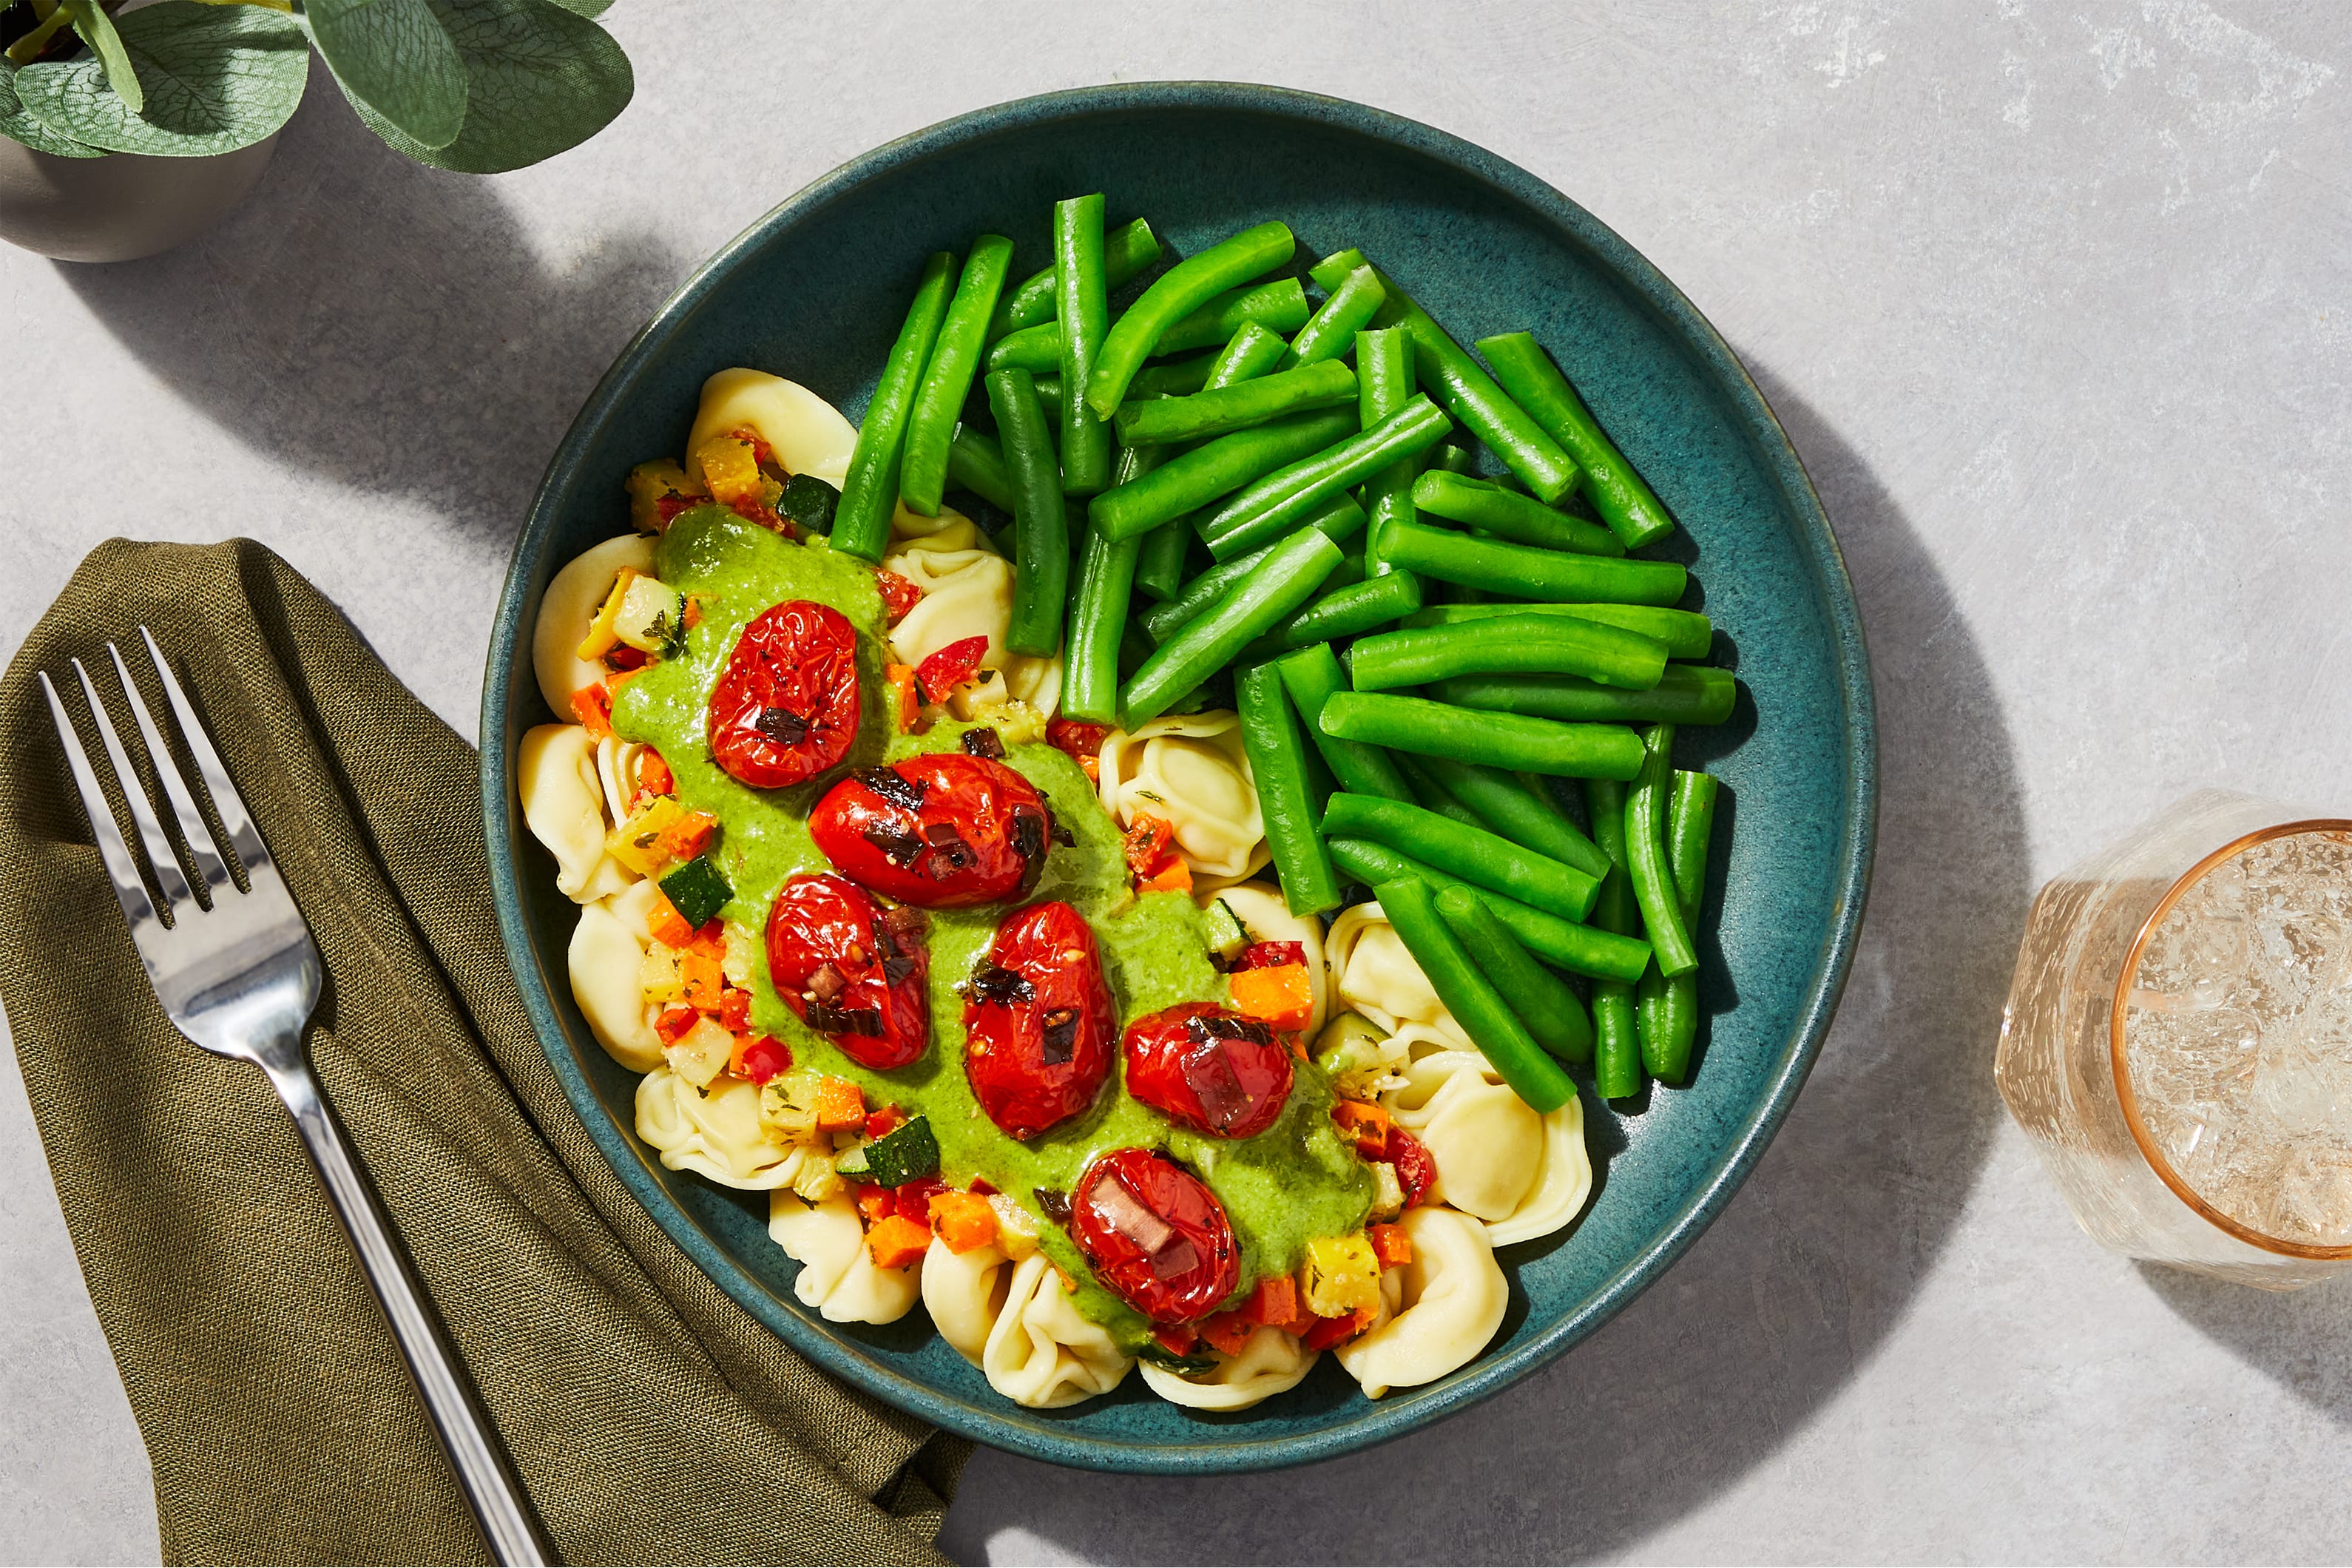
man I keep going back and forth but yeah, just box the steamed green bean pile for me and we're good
[834,198,1740,1107]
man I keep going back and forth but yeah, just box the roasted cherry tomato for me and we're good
[764,873,929,1071]
[707,600,861,788]
[1067,1147,1240,1323]
[1121,1001,1295,1139]
[962,900,1115,1139]
[810,753,1053,908]
[914,634,990,703]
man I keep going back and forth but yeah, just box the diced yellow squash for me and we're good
[638,946,685,1006]
[665,1016,734,1089]
[612,573,686,655]
[606,795,684,876]
[695,432,766,508]
[990,1194,1042,1260]
[576,567,638,660]
[760,1070,825,1143]
[626,459,703,533]
[1300,1232,1382,1318]
[1366,1160,1405,1223]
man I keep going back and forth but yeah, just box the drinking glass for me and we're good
[1996,789,2352,1288]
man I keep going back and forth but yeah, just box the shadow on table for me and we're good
[57,61,677,555]
[2141,1265,2352,1423]
[941,368,2029,1564]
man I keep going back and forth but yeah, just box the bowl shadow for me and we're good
[939,364,2029,1562]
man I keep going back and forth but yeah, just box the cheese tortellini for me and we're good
[520,723,636,902]
[768,1192,922,1325]
[569,878,664,1072]
[882,530,1063,720]
[635,1068,833,1192]
[1385,1050,1593,1247]
[977,1253,1135,1408]
[687,368,858,488]
[533,534,655,716]
[1326,900,1471,1050]
[1099,712,1268,891]
[1206,880,1329,1035]
[1334,1205,1509,1399]
[1138,1326,1319,1412]
[920,1237,1015,1368]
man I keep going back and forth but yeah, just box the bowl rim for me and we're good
[480,79,1879,1474]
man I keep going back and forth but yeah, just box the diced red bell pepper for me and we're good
[654,1006,699,1047]
[1123,813,1177,880]
[1242,1274,1297,1327]
[1384,1125,1437,1209]
[1231,940,1307,973]
[1151,1323,1200,1358]
[570,684,614,739]
[865,1105,908,1140]
[1301,1305,1377,1351]
[731,1033,791,1084]
[1046,718,1112,774]
[1368,1223,1413,1269]
[876,570,925,626]
[893,1175,948,1224]
[1196,1310,1256,1356]
[716,989,751,1030]
[915,635,990,703]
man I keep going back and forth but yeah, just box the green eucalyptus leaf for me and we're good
[0,56,104,156]
[541,0,611,15]
[16,1,305,158]
[63,0,142,115]
[307,0,466,150]
[342,0,629,174]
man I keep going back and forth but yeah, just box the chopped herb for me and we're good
[660,855,732,928]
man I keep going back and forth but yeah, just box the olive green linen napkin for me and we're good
[0,538,970,1566]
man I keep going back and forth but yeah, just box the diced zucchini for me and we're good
[575,567,638,660]
[626,459,702,533]
[834,1143,873,1180]
[606,796,683,876]
[612,573,689,657]
[1136,1342,1219,1376]
[1202,897,1249,962]
[1301,1233,1382,1317]
[666,1016,733,1089]
[660,854,733,929]
[855,1115,941,1188]
[778,473,839,533]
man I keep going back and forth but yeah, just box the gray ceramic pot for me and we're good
[0,132,274,263]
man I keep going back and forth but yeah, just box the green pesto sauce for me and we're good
[612,507,1371,1347]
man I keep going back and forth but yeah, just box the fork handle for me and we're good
[261,1057,550,1567]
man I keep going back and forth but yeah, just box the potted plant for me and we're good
[0,0,632,263]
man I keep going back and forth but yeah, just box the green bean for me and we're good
[1584,778,1643,1099]
[1373,877,1575,1113]
[1120,527,1340,726]
[1274,644,1415,804]
[1200,320,1290,387]
[1415,757,1609,880]
[1319,691,1645,780]
[1152,277,1312,359]
[1321,793,1599,922]
[1140,493,1368,642]
[1425,443,1477,475]
[1239,568,1422,660]
[1129,325,1283,598]
[1308,250,1578,503]
[1479,331,1675,551]
[1623,724,1696,979]
[1374,518,1685,605]
[1132,351,1220,398]
[1328,838,1652,982]
[1433,664,1737,726]
[1089,407,1357,543]
[1405,602,1713,660]
[1638,769,1717,1083]
[945,423,1015,513]
[987,217,1162,340]
[1356,325,1417,578]
[1236,664,1342,916]
[834,251,957,560]
[1053,195,1113,497]
[1088,221,1295,416]
[1061,519,1140,724]
[1392,756,1492,834]
[1412,470,1623,557]
[1282,263,1387,368]
[984,368,1067,655]
[899,236,1016,518]
[1435,884,1592,1066]
[1349,614,1669,694]
[1199,396,1450,561]
[985,319,1061,375]
[1115,360,1358,447]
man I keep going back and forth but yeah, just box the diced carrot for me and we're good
[654,1006,699,1047]
[884,663,925,734]
[686,919,728,959]
[1197,1310,1255,1356]
[646,890,695,950]
[853,1183,895,1223]
[1229,963,1314,1032]
[1330,1100,1391,1158]
[569,684,613,739]
[658,810,718,861]
[814,1076,867,1132]
[865,1213,931,1271]
[637,748,675,800]
[1243,1274,1297,1327]
[1152,1324,1198,1357]
[927,1191,1000,1254]
[716,989,751,1030]
[1136,857,1193,894]
[1368,1223,1413,1269]
[681,596,703,629]
[680,950,725,1010]
[1080,755,1100,783]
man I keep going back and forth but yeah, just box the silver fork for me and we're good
[43,628,547,1567]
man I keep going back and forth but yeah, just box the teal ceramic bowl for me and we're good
[481,82,1875,1473]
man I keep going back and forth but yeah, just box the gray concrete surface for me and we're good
[4,1,2349,1561]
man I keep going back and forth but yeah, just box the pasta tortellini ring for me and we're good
[635,1069,806,1190]
[1326,900,1471,1050]
[979,1253,1134,1408]
[1206,880,1329,1035]
[1137,1326,1319,1411]
[1334,1205,1508,1399]
[920,1237,1014,1368]
[880,540,1063,721]
[521,723,638,902]
[768,1192,922,1325]
[1385,1050,1592,1246]
[533,534,655,716]
[570,879,663,1072]
[686,368,858,488]
[1099,712,1268,891]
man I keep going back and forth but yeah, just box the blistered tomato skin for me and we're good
[962,901,1115,1140]
[810,753,1053,908]
[1122,1002,1295,1140]
[708,601,862,788]
[765,873,930,1070]
[1069,1148,1241,1324]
